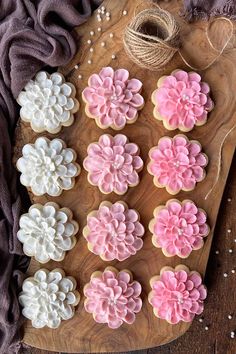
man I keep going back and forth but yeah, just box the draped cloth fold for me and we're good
[183,0,236,21]
[0,1,101,353]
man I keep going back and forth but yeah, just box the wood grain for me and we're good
[14,0,236,352]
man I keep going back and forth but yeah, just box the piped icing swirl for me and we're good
[148,265,207,324]
[83,134,143,194]
[82,67,144,130]
[16,137,80,196]
[147,134,208,195]
[19,269,80,328]
[17,203,79,263]
[83,201,145,261]
[84,267,142,329]
[17,71,79,133]
[149,199,209,258]
[152,69,214,132]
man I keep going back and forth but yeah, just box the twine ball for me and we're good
[123,7,181,71]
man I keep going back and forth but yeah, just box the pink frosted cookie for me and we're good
[83,134,144,194]
[82,67,144,130]
[151,69,214,132]
[84,267,142,329]
[147,134,208,195]
[148,265,207,324]
[83,201,145,261]
[149,199,210,258]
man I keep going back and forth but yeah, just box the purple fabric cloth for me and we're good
[183,0,236,21]
[0,1,101,353]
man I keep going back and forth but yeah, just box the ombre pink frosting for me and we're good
[82,67,144,129]
[148,135,208,194]
[149,268,207,324]
[153,70,214,130]
[83,134,143,194]
[152,200,209,258]
[85,202,145,261]
[84,269,142,328]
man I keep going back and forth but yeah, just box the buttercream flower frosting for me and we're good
[83,201,145,261]
[19,268,80,329]
[148,265,207,324]
[16,137,80,196]
[82,67,144,130]
[84,267,142,328]
[147,135,208,194]
[17,203,79,263]
[152,69,214,132]
[83,134,143,194]
[149,199,209,258]
[17,71,79,133]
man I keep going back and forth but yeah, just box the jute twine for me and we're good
[123,6,180,71]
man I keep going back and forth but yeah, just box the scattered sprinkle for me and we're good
[90,48,94,52]
[74,65,79,70]
[87,39,92,44]
[215,250,219,254]
[205,326,209,331]
[227,198,232,202]
[101,6,105,11]
[88,59,92,64]
[232,269,235,274]
[90,31,95,36]
[229,249,233,253]
[223,273,228,278]
[101,42,105,47]
[111,54,116,59]
[230,331,235,338]
[106,12,110,17]
[234,239,236,243]
[123,10,128,16]
[78,74,82,79]
[97,27,102,32]
[199,318,203,323]
[98,9,101,14]
[228,315,233,320]
[106,16,110,21]
[109,33,114,38]
[227,229,232,233]
[97,15,101,22]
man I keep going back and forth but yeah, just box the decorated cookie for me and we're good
[19,268,80,328]
[16,137,80,196]
[84,267,142,328]
[83,134,143,194]
[17,71,79,133]
[17,203,79,263]
[83,201,145,261]
[82,67,144,130]
[148,265,207,324]
[147,135,208,194]
[152,69,214,132]
[149,199,209,258]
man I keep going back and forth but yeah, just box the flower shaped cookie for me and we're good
[83,201,145,261]
[83,134,143,194]
[84,267,142,329]
[148,265,207,324]
[16,137,80,196]
[147,135,208,194]
[149,199,209,258]
[152,69,214,132]
[17,203,79,263]
[17,71,79,133]
[19,269,80,328]
[82,67,144,130]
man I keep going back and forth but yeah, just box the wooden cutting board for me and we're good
[14,0,236,352]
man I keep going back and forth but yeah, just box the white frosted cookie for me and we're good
[17,71,79,133]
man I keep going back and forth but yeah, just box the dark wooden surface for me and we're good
[22,152,236,354]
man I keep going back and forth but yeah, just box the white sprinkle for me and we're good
[227,229,232,233]
[106,16,110,21]
[111,54,116,59]
[106,12,110,17]
[109,33,114,38]
[97,27,102,32]
[98,9,101,14]
[89,48,94,52]
[74,65,79,70]
[97,15,101,22]
[205,326,209,331]
[232,269,235,273]
[199,318,203,323]
[228,315,233,319]
[101,6,105,11]
[228,198,232,202]
[90,31,94,36]
[101,41,105,47]
[215,250,219,254]
[88,59,92,64]
[229,249,233,253]
[230,331,235,338]
[123,10,128,16]
[78,74,82,79]
[87,39,92,44]
[223,273,228,277]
